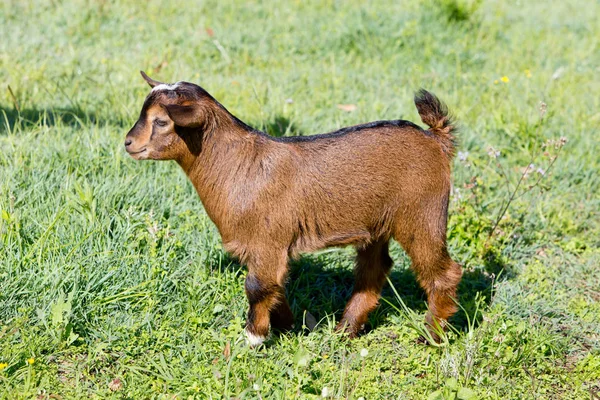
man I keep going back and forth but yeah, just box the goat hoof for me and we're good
[245,328,267,348]
[335,320,361,339]
[416,335,429,345]
[417,332,442,345]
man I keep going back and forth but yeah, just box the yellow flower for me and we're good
[27,358,35,365]
[0,363,8,370]
[525,69,532,78]
[494,80,499,84]
[501,76,510,83]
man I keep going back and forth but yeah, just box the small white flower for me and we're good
[552,67,565,80]
[487,146,500,159]
[360,348,369,357]
[321,387,330,397]
[458,151,469,162]
[539,101,547,117]
[453,188,463,200]
[536,168,545,175]
[559,136,567,147]
[286,98,294,104]
[521,163,534,177]
[253,383,260,390]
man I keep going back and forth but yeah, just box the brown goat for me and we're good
[125,71,462,346]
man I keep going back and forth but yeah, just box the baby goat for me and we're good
[125,71,462,346]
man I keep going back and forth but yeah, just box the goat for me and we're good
[125,71,462,346]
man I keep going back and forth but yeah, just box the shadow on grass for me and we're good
[217,244,508,337]
[264,115,301,137]
[0,106,116,133]
[245,115,303,138]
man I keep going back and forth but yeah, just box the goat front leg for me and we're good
[337,240,393,338]
[244,252,292,347]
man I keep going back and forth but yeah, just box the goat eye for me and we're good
[154,119,168,127]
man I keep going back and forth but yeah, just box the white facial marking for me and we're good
[151,82,180,92]
[245,328,266,347]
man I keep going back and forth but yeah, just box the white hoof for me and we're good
[245,328,266,347]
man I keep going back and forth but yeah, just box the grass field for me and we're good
[1,0,599,398]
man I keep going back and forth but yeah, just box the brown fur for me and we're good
[125,72,462,345]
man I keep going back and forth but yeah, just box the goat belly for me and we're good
[321,231,372,247]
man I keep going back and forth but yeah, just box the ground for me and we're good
[1,0,599,398]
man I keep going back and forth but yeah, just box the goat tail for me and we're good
[414,89,457,158]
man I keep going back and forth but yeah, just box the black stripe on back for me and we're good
[267,120,425,143]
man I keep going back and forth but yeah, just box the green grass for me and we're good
[1,0,599,398]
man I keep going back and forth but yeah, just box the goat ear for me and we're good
[140,70,163,88]
[164,104,202,128]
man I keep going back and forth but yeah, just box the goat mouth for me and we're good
[128,148,147,155]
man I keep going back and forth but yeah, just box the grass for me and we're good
[1,0,599,398]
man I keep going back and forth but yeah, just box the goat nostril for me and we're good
[124,138,132,147]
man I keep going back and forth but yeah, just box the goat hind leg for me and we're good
[398,233,462,343]
[420,257,462,343]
